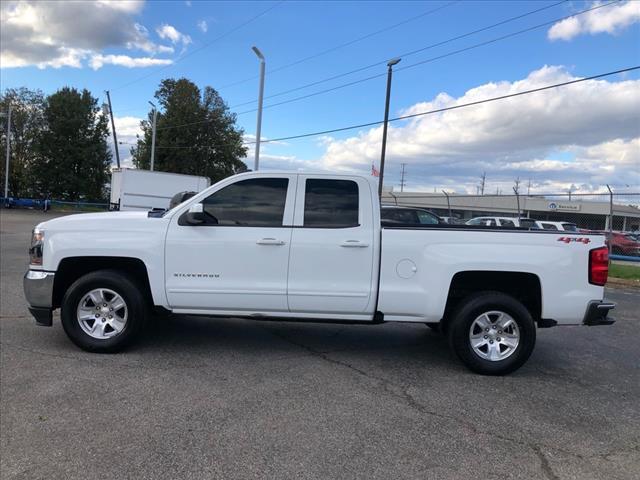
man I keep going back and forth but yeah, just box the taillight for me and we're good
[589,247,608,286]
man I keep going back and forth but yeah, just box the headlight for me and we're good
[29,229,44,266]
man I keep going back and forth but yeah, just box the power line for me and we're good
[110,1,284,92]
[149,66,638,150]
[156,0,615,133]
[233,0,618,114]
[217,0,461,91]
[229,0,569,109]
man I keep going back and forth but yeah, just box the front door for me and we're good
[165,175,296,313]
[287,176,376,315]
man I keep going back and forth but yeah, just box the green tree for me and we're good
[0,88,46,198]
[34,87,111,201]
[132,78,247,182]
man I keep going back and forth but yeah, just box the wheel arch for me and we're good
[53,257,153,308]
[442,271,542,331]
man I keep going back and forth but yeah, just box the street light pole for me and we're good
[378,57,401,199]
[2,106,11,205]
[149,101,158,171]
[252,46,265,171]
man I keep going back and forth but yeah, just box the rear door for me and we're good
[287,176,376,314]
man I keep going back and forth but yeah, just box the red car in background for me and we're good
[605,232,640,256]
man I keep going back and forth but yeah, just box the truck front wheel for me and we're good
[448,292,536,375]
[61,270,147,352]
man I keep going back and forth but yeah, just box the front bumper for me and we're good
[583,300,615,326]
[23,270,55,326]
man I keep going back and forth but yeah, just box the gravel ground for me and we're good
[1,209,638,480]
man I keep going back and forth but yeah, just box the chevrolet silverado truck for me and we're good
[24,172,615,375]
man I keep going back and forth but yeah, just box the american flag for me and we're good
[371,164,380,177]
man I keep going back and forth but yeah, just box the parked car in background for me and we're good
[441,216,466,225]
[466,216,539,228]
[381,206,443,225]
[535,221,578,231]
[605,231,640,256]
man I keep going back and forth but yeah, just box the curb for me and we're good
[606,277,640,289]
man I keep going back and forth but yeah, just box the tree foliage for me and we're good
[33,87,111,201]
[132,78,247,182]
[0,88,45,198]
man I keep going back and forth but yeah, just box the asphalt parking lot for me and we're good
[1,209,638,480]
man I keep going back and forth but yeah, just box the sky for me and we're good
[1,0,639,194]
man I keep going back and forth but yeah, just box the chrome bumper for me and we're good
[24,270,55,326]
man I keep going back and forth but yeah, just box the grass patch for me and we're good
[609,263,640,280]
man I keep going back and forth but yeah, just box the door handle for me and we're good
[340,240,369,248]
[257,238,286,246]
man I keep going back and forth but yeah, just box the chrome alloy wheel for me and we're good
[77,288,128,339]
[468,310,520,361]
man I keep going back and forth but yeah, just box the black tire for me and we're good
[61,270,147,353]
[447,292,536,375]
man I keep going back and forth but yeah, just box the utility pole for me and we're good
[378,57,401,199]
[1,105,11,205]
[527,179,531,195]
[606,184,613,258]
[105,91,120,168]
[399,163,407,192]
[479,172,486,195]
[149,101,158,171]
[252,46,265,171]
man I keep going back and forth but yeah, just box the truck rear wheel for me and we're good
[448,292,536,375]
[61,270,147,352]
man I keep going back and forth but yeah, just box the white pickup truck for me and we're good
[24,172,615,375]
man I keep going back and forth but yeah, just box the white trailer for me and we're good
[109,169,210,211]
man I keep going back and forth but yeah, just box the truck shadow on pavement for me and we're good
[129,313,460,371]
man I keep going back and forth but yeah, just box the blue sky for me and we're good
[1,0,639,193]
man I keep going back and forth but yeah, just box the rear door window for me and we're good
[304,179,359,228]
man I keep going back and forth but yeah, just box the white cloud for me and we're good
[156,24,192,47]
[89,54,173,70]
[548,1,640,41]
[111,116,144,165]
[1,0,175,69]
[315,65,640,193]
[197,20,208,33]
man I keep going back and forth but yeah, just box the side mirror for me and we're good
[184,203,206,225]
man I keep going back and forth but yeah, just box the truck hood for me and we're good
[36,211,165,232]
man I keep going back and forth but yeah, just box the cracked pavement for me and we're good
[2,210,639,480]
